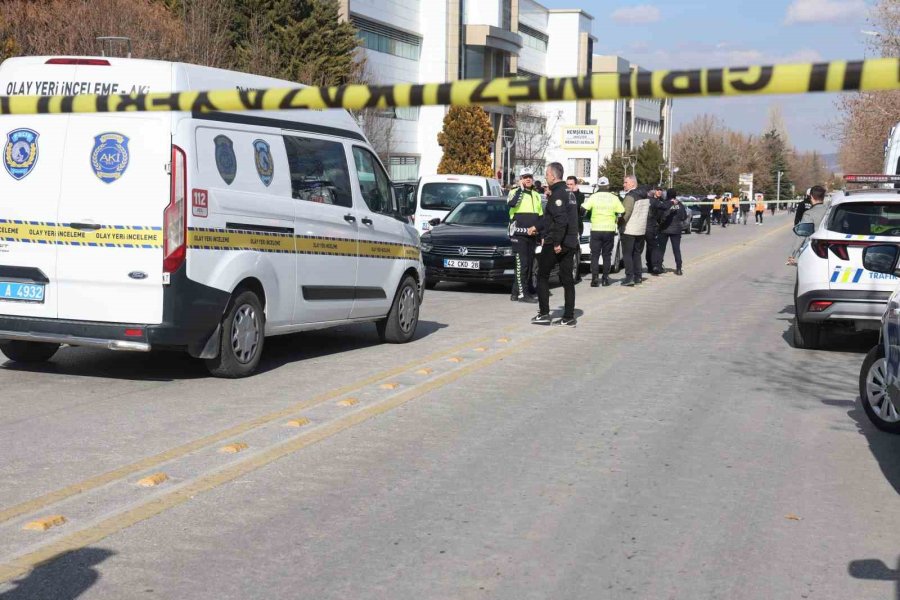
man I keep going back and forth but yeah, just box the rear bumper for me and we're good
[0,264,230,355]
[796,289,891,324]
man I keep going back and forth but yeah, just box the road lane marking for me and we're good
[0,337,540,584]
[0,337,488,526]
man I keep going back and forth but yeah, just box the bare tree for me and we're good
[0,0,185,60]
[174,0,236,68]
[512,106,560,176]
[672,115,737,194]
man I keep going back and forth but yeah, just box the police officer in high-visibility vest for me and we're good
[508,170,543,302]
[581,176,624,287]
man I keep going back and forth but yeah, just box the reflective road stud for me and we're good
[219,443,249,454]
[136,473,169,487]
[337,398,359,407]
[416,368,433,375]
[285,418,311,428]
[379,383,401,390]
[23,515,67,531]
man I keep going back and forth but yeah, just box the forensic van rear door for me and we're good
[47,59,174,324]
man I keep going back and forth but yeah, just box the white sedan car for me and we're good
[793,188,900,349]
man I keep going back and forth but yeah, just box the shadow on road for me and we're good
[822,398,900,496]
[0,320,448,382]
[0,548,114,600]
[777,304,877,354]
[848,556,900,600]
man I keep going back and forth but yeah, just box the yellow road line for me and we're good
[0,337,537,584]
[0,336,488,526]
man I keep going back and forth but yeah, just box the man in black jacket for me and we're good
[532,162,578,327]
[646,186,668,275]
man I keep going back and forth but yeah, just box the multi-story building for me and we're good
[339,1,671,185]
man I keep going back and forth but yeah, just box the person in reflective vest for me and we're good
[755,195,767,224]
[581,176,624,287]
[508,170,544,302]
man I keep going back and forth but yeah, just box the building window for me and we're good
[465,47,510,80]
[351,14,421,61]
[516,68,541,79]
[519,24,548,53]
[389,156,420,181]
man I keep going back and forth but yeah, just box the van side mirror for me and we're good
[793,223,815,237]
[429,218,442,227]
[863,245,900,274]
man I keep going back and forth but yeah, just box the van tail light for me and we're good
[163,145,187,274]
[829,244,850,261]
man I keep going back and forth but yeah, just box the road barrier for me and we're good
[0,58,897,115]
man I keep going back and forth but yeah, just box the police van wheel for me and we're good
[0,340,60,363]
[377,275,419,344]
[859,345,900,433]
[205,290,265,379]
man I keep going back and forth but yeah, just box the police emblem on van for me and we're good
[214,135,236,184]
[91,132,130,183]
[4,128,39,180]
[253,139,274,187]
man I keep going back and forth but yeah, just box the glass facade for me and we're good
[352,15,421,61]
[519,24,548,53]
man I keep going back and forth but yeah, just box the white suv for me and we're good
[793,188,900,349]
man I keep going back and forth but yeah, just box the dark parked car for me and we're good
[421,197,517,288]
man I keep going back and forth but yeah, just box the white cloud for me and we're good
[784,0,866,24]
[611,5,661,24]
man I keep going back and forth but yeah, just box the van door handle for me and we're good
[361,217,373,226]
[69,222,102,230]
[343,214,357,223]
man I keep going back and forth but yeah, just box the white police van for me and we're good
[414,174,503,233]
[0,56,424,377]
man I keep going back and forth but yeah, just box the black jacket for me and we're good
[571,189,585,235]
[541,181,580,249]
[660,200,688,234]
[646,194,669,234]
[794,199,812,225]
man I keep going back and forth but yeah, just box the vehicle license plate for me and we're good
[444,259,480,270]
[0,281,45,303]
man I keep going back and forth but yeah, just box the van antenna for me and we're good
[96,37,133,59]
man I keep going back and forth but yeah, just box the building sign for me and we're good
[561,126,600,150]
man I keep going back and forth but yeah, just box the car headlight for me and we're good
[502,247,513,257]
[420,240,433,253]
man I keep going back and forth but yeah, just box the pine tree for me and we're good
[437,106,495,177]
[762,129,793,202]
[636,141,666,188]
[599,150,629,192]
[232,0,360,85]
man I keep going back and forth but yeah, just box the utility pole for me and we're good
[776,170,783,208]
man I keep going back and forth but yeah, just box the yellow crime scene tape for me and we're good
[0,221,419,259]
[0,58,896,115]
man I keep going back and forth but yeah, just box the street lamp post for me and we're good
[776,170,783,209]
[658,164,666,186]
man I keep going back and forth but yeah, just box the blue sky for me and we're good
[539,0,875,152]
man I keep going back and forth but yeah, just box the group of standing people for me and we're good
[711,194,770,227]
[507,167,689,328]
[619,177,686,286]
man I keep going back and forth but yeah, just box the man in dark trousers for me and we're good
[646,186,668,275]
[532,162,578,327]
[507,170,543,303]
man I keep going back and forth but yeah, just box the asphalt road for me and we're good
[2,212,900,600]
